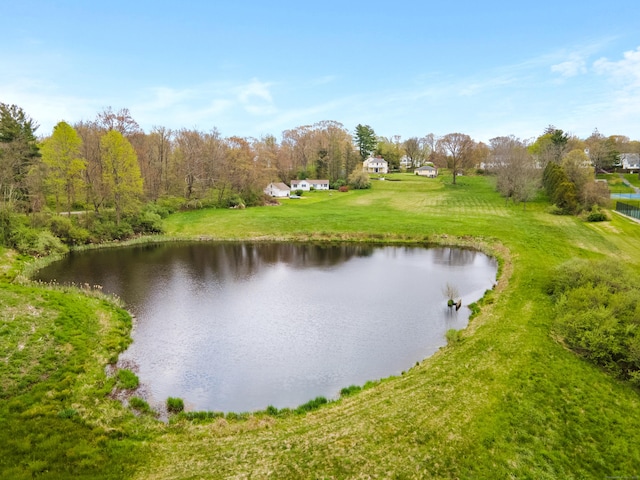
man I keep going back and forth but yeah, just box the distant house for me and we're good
[363,156,388,174]
[400,155,412,170]
[620,153,640,170]
[264,182,290,198]
[308,180,330,190]
[291,179,330,191]
[415,165,437,178]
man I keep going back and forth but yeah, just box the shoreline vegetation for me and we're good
[2,173,640,478]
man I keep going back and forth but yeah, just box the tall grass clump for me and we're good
[295,396,329,414]
[116,369,139,389]
[166,397,184,414]
[445,328,464,345]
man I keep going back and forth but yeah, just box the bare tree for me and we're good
[403,137,428,169]
[96,107,141,137]
[437,133,474,184]
[490,135,540,209]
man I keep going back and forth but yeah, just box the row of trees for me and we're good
[489,126,621,213]
[1,101,636,253]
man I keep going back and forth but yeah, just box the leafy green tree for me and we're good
[0,103,40,208]
[41,122,86,214]
[529,126,571,167]
[375,136,403,171]
[543,162,577,214]
[354,124,377,160]
[100,130,143,224]
[561,149,593,200]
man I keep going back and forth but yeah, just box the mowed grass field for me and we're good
[3,172,640,479]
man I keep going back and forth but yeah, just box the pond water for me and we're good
[35,242,497,413]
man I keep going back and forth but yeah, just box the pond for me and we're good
[35,242,498,413]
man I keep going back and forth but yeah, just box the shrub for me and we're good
[117,369,139,389]
[586,207,608,222]
[166,397,184,413]
[156,196,185,214]
[339,185,349,192]
[129,210,164,234]
[11,227,68,257]
[294,189,303,196]
[549,259,640,385]
[348,170,371,189]
[331,179,346,189]
[226,195,245,209]
[547,204,565,215]
[49,216,90,245]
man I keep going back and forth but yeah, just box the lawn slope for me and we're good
[2,173,640,478]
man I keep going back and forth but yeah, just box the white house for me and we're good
[363,156,388,174]
[620,153,640,170]
[308,180,330,190]
[291,179,310,191]
[291,179,330,191]
[264,182,290,198]
[415,165,437,178]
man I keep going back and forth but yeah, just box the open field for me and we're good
[2,173,640,478]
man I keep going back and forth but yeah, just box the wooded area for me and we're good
[0,102,636,252]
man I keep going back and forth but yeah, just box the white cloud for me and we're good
[593,46,640,88]
[551,56,587,77]
[234,79,277,115]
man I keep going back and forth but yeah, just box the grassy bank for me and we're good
[2,173,640,478]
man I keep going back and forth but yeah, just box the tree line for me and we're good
[0,102,635,254]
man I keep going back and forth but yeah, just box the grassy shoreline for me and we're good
[3,173,640,478]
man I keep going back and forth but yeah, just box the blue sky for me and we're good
[3,1,640,143]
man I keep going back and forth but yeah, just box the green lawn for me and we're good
[3,173,640,479]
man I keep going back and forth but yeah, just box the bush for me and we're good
[155,196,185,215]
[116,369,139,389]
[226,195,245,209]
[294,189,303,196]
[348,170,372,190]
[586,207,608,222]
[129,210,164,234]
[49,216,90,245]
[548,259,640,385]
[11,226,68,257]
[339,185,349,192]
[331,179,346,189]
[89,218,134,242]
[166,397,184,413]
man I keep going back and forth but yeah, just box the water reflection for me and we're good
[36,242,497,413]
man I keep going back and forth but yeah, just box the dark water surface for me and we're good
[36,242,497,412]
